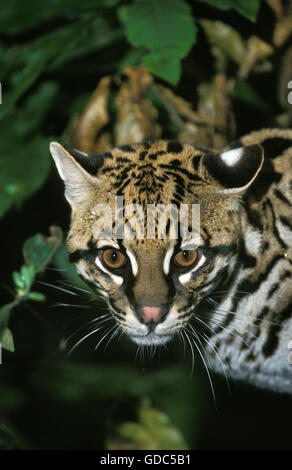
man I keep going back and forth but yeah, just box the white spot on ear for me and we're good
[95,257,123,286]
[163,247,174,275]
[220,148,243,167]
[126,249,138,276]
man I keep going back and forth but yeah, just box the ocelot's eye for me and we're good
[173,249,198,268]
[100,248,127,270]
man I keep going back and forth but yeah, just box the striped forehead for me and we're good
[96,141,204,207]
[100,141,203,172]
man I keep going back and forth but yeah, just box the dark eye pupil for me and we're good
[182,250,189,259]
[111,251,118,261]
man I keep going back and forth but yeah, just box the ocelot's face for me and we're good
[50,140,263,346]
[71,229,239,346]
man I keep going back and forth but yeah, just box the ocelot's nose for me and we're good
[137,304,168,324]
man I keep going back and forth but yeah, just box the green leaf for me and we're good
[1,328,15,352]
[115,398,188,450]
[143,53,181,87]
[197,0,261,22]
[0,302,16,339]
[0,27,73,118]
[0,19,121,117]
[23,226,63,275]
[118,0,197,84]
[12,271,25,290]
[233,80,269,111]
[0,0,121,35]
[27,292,46,302]
[20,265,36,291]
[0,134,51,218]
[0,82,57,218]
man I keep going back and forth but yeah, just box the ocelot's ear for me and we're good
[202,144,264,194]
[50,143,102,206]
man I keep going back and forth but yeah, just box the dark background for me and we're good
[0,0,291,450]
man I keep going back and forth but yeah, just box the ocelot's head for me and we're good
[50,140,263,345]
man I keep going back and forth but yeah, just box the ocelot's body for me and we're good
[50,128,292,394]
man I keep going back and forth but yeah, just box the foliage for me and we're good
[1,0,292,451]
[0,0,265,218]
[110,398,189,450]
[197,0,261,21]
[119,0,197,84]
[0,227,62,351]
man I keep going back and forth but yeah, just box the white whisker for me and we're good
[185,326,217,406]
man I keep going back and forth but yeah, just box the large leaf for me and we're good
[23,226,63,275]
[118,0,197,84]
[197,0,261,22]
[0,18,121,119]
[0,0,120,35]
[0,135,51,218]
[0,83,57,218]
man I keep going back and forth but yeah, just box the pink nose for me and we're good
[141,305,162,323]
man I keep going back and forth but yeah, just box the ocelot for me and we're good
[50,128,292,394]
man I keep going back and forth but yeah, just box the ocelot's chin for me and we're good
[130,332,173,346]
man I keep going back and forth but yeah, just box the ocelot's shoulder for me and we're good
[228,128,292,159]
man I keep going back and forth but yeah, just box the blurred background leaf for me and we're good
[110,397,189,450]
[0,82,57,217]
[197,0,261,22]
[118,0,197,84]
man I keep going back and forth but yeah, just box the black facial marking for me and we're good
[192,156,201,171]
[118,145,136,153]
[279,215,292,230]
[148,151,166,160]
[261,137,292,159]
[68,239,98,264]
[274,189,291,206]
[170,159,182,166]
[167,142,183,153]
[139,151,148,161]
[116,157,131,163]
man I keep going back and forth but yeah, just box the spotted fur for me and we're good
[50,129,292,394]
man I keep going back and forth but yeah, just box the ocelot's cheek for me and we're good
[74,259,123,292]
[75,260,97,284]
